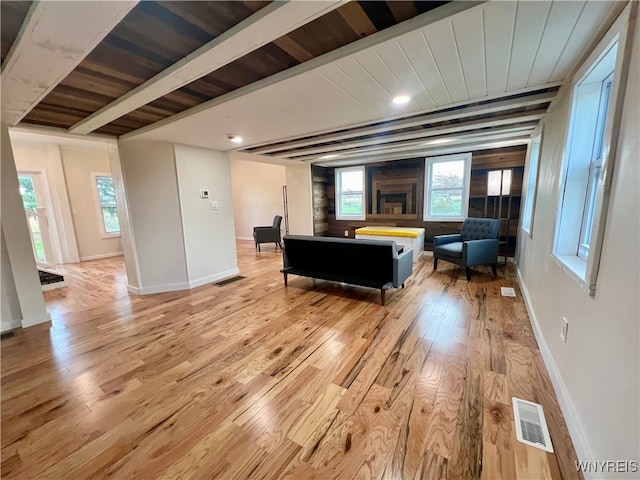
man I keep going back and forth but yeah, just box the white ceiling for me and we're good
[122,0,619,162]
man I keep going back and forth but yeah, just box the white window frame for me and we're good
[335,166,366,221]
[552,5,632,296]
[423,153,472,222]
[91,172,120,238]
[521,128,543,237]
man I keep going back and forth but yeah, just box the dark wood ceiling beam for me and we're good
[1,1,33,66]
[122,1,485,142]
[337,2,377,37]
[69,1,345,135]
[273,36,314,63]
[277,110,546,159]
[386,1,418,23]
[250,89,557,154]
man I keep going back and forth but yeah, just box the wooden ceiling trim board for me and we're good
[424,19,469,102]
[1,0,138,125]
[506,1,552,91]
[293,126,537,163]
[310,129,534,161]
[549,1,620,83]
[398,30,450,105]
[375,40,437,111]
[452,8,487,98]
[121,1,486,142]
[274,115,546,158]
[527,1,586,86]
[249,89,557,154]
[484,0,516,95]
[312,137,531,167]
[69,1,345,135]
[318,70,384,116]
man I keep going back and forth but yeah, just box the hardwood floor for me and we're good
[1,241,582,479]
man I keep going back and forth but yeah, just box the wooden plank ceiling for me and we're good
[17,1,446,136]
[0,1,33,65]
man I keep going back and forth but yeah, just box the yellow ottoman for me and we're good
[355,227,425,262]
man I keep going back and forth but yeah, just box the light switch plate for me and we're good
[210,201,219,210]
[200,189,209,199]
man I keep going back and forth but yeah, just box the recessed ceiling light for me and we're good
[320,154,338,159]
[227,134,242,144]
[392,95,411,105]
[425,138,456,145]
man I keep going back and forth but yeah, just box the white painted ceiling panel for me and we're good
[528,1,586,86]
[127,0,618,155]
[424,20,469,102]
[506,1,552,91]
[374,41,436,111]
[353,49,404,100]
[319,67,384,113]
[339,59,395,105]
[483,1,516,94]
[451,8,487,99]
[550,1,617,82]
[398,31,451,106]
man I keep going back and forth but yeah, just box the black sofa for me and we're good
[280,235,413,305]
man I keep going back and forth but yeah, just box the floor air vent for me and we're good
[512,397,554,452]
[501,287,516,297]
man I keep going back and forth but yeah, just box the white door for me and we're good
[18,172,56,266]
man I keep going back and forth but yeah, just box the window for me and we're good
[424,153,472,221]
[552,5,631,295]
[91,173,120,236]
[522,130,542,235]
[335,166,365,220]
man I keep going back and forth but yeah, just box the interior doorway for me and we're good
[18,171,58,267]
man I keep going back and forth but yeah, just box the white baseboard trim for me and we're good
[188,268,241,289]
[41,281,67,291]
[236,236,253,241]
[1,319,21,332]
[20,312,52,328]
[515,267,594,476]
[128,268,241,295]
[129,282,190,295]
[80,251,124,261]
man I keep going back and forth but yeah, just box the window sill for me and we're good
[423,216,465,222]
[551,253,595,297]
[336,215,366,221]
[101,233,121,239]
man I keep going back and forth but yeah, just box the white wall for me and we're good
[60,145,122,260]
[11,133,126,263]
[118,141,189,293]
[285,163,314,235]
[1,124,50,331]
[516,14,639,477]
[1,227,22,330]
[230,157,285,239]
[174,144,239,286]
[10,140,80,264]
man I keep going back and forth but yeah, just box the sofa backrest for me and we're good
[283,235,395,283]
[461,218,500,241]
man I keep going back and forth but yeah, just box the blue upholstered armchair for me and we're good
[433,218,500,281]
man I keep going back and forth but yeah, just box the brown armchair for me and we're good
[253,215,283,252]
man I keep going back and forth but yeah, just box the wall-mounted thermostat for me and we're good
[200,189,209,199]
